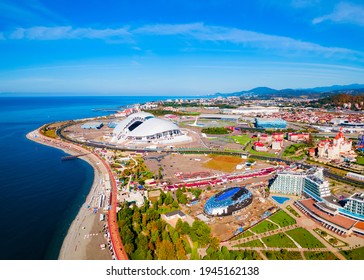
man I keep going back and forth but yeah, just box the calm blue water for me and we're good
[0,95,173,260]
[271,196,290,205]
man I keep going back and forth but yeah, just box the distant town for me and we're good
[29,91,364,260]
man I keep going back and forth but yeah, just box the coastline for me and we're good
[26,129,112,260]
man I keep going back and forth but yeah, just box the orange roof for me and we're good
[354,221,364,231]
[299,198,357,230]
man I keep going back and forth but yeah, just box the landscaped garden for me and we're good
[234,239,264,248]
[268,210,296,227]
[250,220,279,234]
[286,205,300,217]
[231,230,254,241]
[261,233,297,248]
[341,246,364,260]
[314,229,348,247]
[286,228,325,248]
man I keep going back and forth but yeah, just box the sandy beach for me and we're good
[26,129,112,260]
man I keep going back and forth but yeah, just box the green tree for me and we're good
[221,246,231,260]
[181,221,191,235]
[190,221,211,246]
[157,239,176,260]
[175,240,187,260]
[164,192,173,205]
[175,218,183,234]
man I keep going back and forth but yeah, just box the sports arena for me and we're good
[111,112,191,144]
[204,187,253,217]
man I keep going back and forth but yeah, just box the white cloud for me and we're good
[2,22,362,60]
[313,2,364,26]
[135,22,358,57]
[8,26,132,41]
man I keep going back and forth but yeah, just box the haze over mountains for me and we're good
[212,84,364,98]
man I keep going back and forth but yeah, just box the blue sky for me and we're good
[0,0,364,95]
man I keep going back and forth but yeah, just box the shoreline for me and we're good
[26,129,112,260]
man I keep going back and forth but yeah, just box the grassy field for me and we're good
[234,239,264,248]
[357,157,364,166]
[268,210,296,227]
[203,155,243,172]
[231,230,254,241]
[282,143,308,157]
[250,220,279,234]
[341,247,364,260]
[304,251,338,260]
[286,228,325,248]
[231,135,257,145]
[262,233,297,248]
[263,250,302,260]
[249,148,276,157]
[43,128,57,138]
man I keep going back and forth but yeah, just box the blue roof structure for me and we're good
[204,187,253,216]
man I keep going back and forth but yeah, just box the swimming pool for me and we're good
[271,196,290,204]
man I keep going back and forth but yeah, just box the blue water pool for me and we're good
[271,196,290,204]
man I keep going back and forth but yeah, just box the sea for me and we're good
[0,95,175,260]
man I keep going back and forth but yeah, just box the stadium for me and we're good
[111,112,191,144]
[204,187,253,217]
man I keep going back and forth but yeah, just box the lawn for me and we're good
[203,155,243,172]
[234,239,264,248]
[262,233,297,248]
[249,148,276,157]
[263,250,302,260]
[231,135,257,146]
[304,251,339,260]
[357,157,364,166]
[43,128,57,138]
[341,247,364,260]
[286,228,325,248]
[268,210,296,227]
[282,143,308,157]
[231,230,254,241]
[250,220,279,234]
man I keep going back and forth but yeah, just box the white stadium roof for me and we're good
[113,112,155,136]
[113,111,180,139]
[129,118,179,137]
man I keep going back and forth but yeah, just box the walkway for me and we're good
[96,154,129,260]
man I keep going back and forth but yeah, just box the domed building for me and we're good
[204,187,253,217]
[111,112,190,144]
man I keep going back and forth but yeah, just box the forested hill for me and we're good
[309,93,364,110]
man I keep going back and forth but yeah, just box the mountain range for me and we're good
[211,83,364,98]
